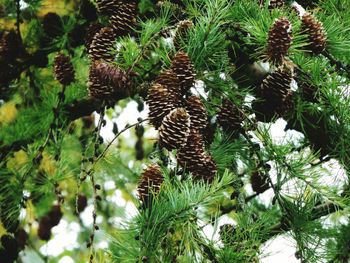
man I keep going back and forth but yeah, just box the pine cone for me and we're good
[38,216,52,241]
[48,204,63,227]
[0,235,19,262]
[177,130,217,181]
[191,154,217,182]
[251,171,269,194]
[171,51,196,95]
[258,67,293,115]
[137,164,164,204]
[89,27,116,62]
[301,13,326,54]
[84,23,103,50]
[109,1,137,36]
[0,30,21,62]
[88,61,132,100]
[77,195,88,213]
[146,83,176,129]
[53,53,75,85]
[174,20,194,49]
[267,17,292,64]
[96,0,118,16]
[177,130,205,169]
[155,69,182,105]
[217,99,244,132]
[185,95,208,131]
[159,108,191,151]
[42,12,63,38]
[268,0,284,9]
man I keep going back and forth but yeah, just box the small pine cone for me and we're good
[146,84,176,129]
[88,61,132,100]
[48,204,63,227]
[219,224,236,246]
[171,51,196,95]
[191,154,217,182]
[96,0,118,16]
[38,216,52,241]
[159,108,191,151]
[77,195,88,213]
[267,17,292,64]
[177,130,217,181]
[217,99,244,132]
[84,23,103,50]
[173,20,194,49]
[254,67,294,120]
[185,96,208,131]
[53,53,75,85]
[155,69,182,105]
[109,2,137,36]
[259,67,292,101]
[89,27,116,62]
[0,30,21,62]
[177,130,205,169]
[137,164,164,204]
[268,0,284,9]
[1,235,19,261]
[301,13,326,54]
[43,12,63,38]
[251,171,269,194]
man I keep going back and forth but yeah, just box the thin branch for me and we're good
[323,51,350,79]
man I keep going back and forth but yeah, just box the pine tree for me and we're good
[1,0,350,262]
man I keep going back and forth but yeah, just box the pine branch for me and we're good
[323,51,350,79]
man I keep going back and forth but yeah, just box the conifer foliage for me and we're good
[1,0,350,262]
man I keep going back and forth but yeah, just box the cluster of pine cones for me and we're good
[84,0,137,103]
[145,51,218,183]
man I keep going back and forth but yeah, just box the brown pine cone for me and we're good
[217,99,244,132]
[88,61,132,101]
[185,95,208,131]
[159,108,191,151]
[171,51,196,95]
[53,53,75,85]
[155,69,182,105]
[251,171,269,194]
[301,13,326,54]
[109,1,137,36]
[137,164,164,204]
[268,0,284,9]
[0,30,21,62]
[38,216,52,241]
[146,83,176,129]
[173,20,194,49]
[89,27,116,62]
[267,17,292,64]
[84,23,103,50]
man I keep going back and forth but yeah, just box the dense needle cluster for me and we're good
[267,17,292,64]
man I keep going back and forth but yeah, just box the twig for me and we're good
[14,0,21,40]
[323,51,350,79]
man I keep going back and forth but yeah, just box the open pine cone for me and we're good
[89,27,116,62]
[159,108,191,151]
[146,83,177,129]
[171,51,196,95]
